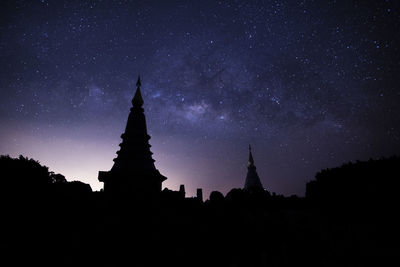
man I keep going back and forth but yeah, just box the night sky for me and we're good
[1,0,399,197]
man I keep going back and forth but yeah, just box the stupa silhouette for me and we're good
[98,76,167,198]
[244,145,264,192]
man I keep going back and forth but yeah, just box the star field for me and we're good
[1,0,400,197]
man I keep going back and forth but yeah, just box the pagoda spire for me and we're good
[244,145,264,192]
[248,145,254,166]
[132,76,144,107]
[98,76,167,198]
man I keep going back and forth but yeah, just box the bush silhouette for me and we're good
[209,190,224,203]
[0,155,52,191]
[306,156,400,210]
[0,155,92,202]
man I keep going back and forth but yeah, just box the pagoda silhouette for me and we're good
[98,76,167,198]
[244,145,264,192]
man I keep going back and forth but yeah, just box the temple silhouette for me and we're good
[98,76,167,199]
[244,145,264,192]
[98,77,266,199]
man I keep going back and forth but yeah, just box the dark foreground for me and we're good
[1,155,399,267]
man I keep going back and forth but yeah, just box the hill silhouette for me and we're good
[0,154,399,266]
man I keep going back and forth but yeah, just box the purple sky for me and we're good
[1,0,399,198]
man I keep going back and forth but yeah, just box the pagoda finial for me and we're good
[248,144,254,166]
[132,75,144,107]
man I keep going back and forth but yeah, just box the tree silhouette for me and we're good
[306,156,400,210]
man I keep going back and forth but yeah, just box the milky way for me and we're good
[1,0,399,197]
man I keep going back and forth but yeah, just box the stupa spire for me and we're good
[244,145,264,192]
[248,145,254,166]
[132,76,144,107]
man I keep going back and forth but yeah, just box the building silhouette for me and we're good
[244,145,264,192]
[98,76,167,198]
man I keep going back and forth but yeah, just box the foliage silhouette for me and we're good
[306,156,400,211]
